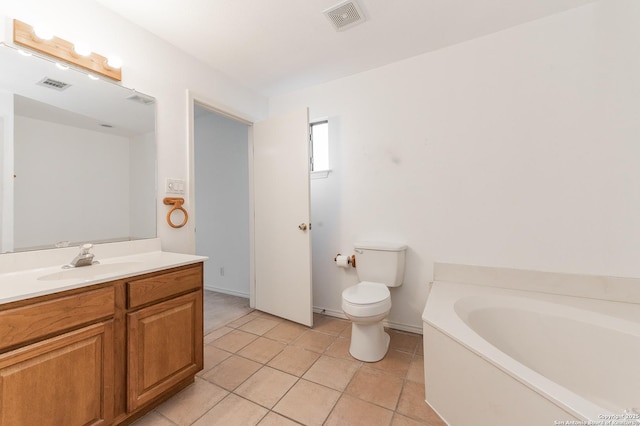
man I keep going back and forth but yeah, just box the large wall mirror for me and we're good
[0,42,156,253]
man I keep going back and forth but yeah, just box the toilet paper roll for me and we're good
[335,255,350,268]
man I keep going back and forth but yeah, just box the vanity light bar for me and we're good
[12,19,122,81]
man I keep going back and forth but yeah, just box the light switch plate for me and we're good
[165,178,185,194]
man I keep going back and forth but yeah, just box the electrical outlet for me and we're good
[166,178,185,194]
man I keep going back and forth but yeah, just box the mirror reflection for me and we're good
[0,43,156,253]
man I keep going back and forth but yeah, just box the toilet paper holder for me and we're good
[334,253,356,268]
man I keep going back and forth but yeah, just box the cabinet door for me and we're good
[0,321,114,426]
[127,290,203,411]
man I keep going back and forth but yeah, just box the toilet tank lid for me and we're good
[354,241,407,251]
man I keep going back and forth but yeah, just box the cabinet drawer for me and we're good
[127,264,202,309]
[0,287,115,351]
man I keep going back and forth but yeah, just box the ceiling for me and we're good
[95,0,598,97]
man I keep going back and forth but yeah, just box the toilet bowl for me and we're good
[340,241,407,362]
[342,281,392,362]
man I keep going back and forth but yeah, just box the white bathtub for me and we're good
[422,264,640,426]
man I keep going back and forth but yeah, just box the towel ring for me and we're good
[163,197,188,229]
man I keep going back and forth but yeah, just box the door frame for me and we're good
[186,90,257,308]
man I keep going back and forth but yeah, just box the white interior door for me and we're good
[253,107,312,327]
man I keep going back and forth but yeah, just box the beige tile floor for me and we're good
[133,292,445,426]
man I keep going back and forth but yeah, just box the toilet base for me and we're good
[348,321,390,362]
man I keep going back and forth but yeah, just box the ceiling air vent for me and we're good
[37,77,71,91]
[324,0,366,32]
[126,92,155,105]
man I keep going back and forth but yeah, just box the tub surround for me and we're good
[423,263,640,426]
[0,238,207,304]
[433,262,640,305]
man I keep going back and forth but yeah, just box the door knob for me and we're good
[298,223,308,231]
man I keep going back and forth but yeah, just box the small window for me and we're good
[310,120,329,172]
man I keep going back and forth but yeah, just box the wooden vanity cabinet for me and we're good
[0,287,115,426]
[0,262,204,426]
[125,266,203,412]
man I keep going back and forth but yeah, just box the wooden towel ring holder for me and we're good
[163,197,188,228]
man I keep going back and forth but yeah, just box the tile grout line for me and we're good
[197,310,429,425]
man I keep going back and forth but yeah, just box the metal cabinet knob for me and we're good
[298,223,308,231]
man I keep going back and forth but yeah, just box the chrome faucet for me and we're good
[67,243,96,267]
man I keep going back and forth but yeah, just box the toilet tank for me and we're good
[354,242,407,287]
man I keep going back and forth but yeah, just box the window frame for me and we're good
[309,119,330,178]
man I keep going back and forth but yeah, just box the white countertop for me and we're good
[0,239,207,304]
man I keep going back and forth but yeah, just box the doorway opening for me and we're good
[193,103,251,299]
[190,97,313,326]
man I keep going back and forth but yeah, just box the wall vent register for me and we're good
[37,77,71,91]
[126,93,156,105]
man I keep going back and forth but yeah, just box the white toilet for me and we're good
[341,242,407,362]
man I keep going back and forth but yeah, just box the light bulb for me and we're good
[55,62,69,70]
[33,26,54,41]
[73,42,92,57]
[106,55,123,69]
[87,74,99,81]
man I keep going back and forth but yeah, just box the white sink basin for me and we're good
[38,262,142,281]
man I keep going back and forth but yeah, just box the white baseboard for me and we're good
[313,306,346,318]
[204,285,249,299]
[384,320,423,335]
[312,306,423,335]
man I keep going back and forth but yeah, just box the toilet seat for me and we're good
[342,282,391,318]
[343,281,390,304]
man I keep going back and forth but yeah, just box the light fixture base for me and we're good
[12,19,122,81]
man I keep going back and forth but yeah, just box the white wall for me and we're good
[270,0,640,332]
[0,0,268,254]
[14,115,130,249]
[3,0,638,333]
[194,107,250,297]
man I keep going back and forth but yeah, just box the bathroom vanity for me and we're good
[0,240,206,425]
